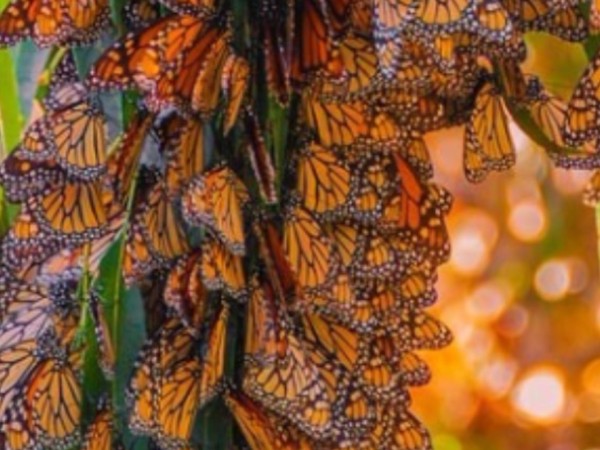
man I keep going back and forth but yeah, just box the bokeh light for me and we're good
[511,366,566,424]
[450,210,498,276]
[534,259,571,301]
[508,200,548,242]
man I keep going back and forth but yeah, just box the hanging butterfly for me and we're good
[163,252,207,331]
[243,279,374,440]
[1,208,65,271]
[181,165,250,255]
[0,0,110,47]
[25,347,83,449]
[0,152,65,203]
[25,179,109,245]
[289,0,349,85]
[82,398,124,450]
[295,141,353,218]
[244,110,278,204]
[224,388,313,450]
[154,305,228,449]
[222,54,250,135]
[88,14,232,116]
[124,178,189,285]
[104,112,154,207]
[200,238,247,300]
[282,202,341,291]
[463,79,516,182]
[378,308,453,351]
[527,78,600,170]
[158,113,205,199]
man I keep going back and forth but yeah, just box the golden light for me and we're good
[496,305,530,337]
[505,177,542,205]
[566,257,589,294]
[577,392,600,423]
[477,355,518,398]
[508,200,548,242]
[466,280,513,323]
[534,259,571,302]
[511,366,566,424]
[582,359,600,395]
[450,210,498,276]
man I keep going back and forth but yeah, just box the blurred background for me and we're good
[414,34,600,450]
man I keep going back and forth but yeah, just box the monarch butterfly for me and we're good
[128,319,196,436]
[505,0,587,41]
[128,309,227,446]
[82,399,123,450]
[295,142,352,217]
[244,110,278,204]
[26,350,82,449]
[295,273,376,331]
[1,209,64,271]
[159,114,205,198]
[527,80,600,170]
[243,281,337,439]
[124,180,189,285]
[282,203,340,290]
[163,252,206,331]
[253,221,298,300]
[0,152,64,203]
[413,0,470,30]
[471,0,515,43]
[0,327,75,427]
[381,160,452,265]
[349,0,373,34]
[88,14,231,116]
[27,179,108,244]
[289,0,346,85]
[104,113,154,206]
[222,54,250,135]
[301,94,369,147]
[17,208,125,286]
[373,0,414,37]
[386,410,432,450]
[326,222,416,281]
[0,393,36,450]
[41,100,107,180]
[398,352,432,386]
[316,34,380,100]
[200,238,247,300]
[0,280,78,354]
[155,305,228,448]
[0,0,110,47]
[301,313,403,399]
[399,133,434,180]
[224,389,313,450]
[380,308,453,351]
[463,80,515,182]
[182,165,249,255]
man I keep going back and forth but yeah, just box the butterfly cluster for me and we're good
[0,0,597,449]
